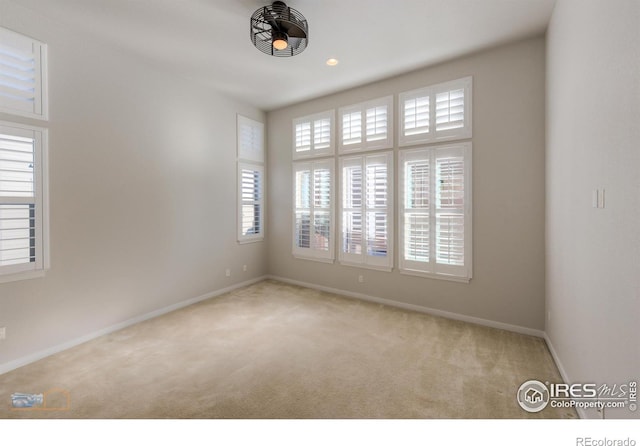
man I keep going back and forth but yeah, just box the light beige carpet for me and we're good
[0,280,576,418]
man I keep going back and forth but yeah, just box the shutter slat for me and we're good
[342,111,362,145]
[0,203,35,267]
[365,105,387,142]
[0,28,42,117]
[0,131,34,198]
[435,89,465,132]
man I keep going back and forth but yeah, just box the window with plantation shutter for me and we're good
[237,115,264,243]
[339,152,393,270]
[292,159,334,261]
[293,110,334,159]
[0,121,49,282]
[238,163,263,242]
[399,142,472,282]
[0,27,47,120]
[399,77,471,146]
[339,96,393,153]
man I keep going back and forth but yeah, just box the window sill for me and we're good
[0,269,47,285]
[237,238,264,245]
[338,261,393,273]
[399,269,471,283]
[293,255,334,264]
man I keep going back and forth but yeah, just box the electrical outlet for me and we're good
[0,327,6,341]
[225,269,231,277]
[243,265,247,272]
[358,275,364,283]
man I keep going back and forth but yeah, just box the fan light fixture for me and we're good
[250,1,309,57]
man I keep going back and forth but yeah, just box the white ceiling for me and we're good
[11,0,556,110]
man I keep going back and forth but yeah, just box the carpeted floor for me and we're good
[0,280,576,418]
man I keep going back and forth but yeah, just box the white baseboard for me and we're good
[268,275,545,338]
[544,333,587,419]
[0,275,268,376]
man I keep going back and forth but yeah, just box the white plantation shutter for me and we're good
[404,96,429,136]
[295,121,311,153]
[341,110,362,146]
[238,164,263,242]
[293,160,334,261]
[399,77,472,146]
[366,106,388,142]
[237,115,264,243]
[339,96,393,153]
[399,142,471,281]
[0,27,47,119]
[0,122,48,277]
[435,154,465,268]
[403,158,430,263]
[339,152,393,270]
[436,89,465,132]
[237,115,264,163]
[313,118,331,150]
[293,110,335,159]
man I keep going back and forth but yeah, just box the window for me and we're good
[293,110,334,159]
[339,152,393,270]
[399,142,472,282]
[238,163,264,242]
[399,77,471,146]
[338,96,393,153]
[0,121,49,282]
[0,27,48,120]
[237,115,264,243]
[292,159,334,262]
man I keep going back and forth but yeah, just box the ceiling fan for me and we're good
[250,1,309,57]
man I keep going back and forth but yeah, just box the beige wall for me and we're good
[0,1,266,369]
[267,37,547,331]
[546,0,640,419]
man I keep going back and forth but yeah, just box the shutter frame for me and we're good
[339,151,393,271]
[399,142,472,282]
[292,110,335,159]
[0,120,48,278]
[398,77,472,147]
[0,27,48,120]
[338,96,393,154]
[292,159,334,261]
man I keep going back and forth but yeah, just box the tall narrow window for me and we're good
[399,77,471,146]
[0,121,49,281]
[293,110,335,159]
[339,96,393,153]
[238,164,263,241]
[237,115,264,243]
[292,159,334,261]
[339,152,393,270]
[0,27,48,120]
[399,142,472,282]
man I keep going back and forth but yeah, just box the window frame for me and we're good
[292,159,335,262]
[398,141,472,282]
[0,120,49,284]
[0,26,48,120]
[338,96,393,154]
[292,110,335,160]
[398,77,472,147]
[236,115,265,243]
[338,151,394,271]
[237,162,264,244]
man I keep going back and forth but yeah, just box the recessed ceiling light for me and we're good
[326,58,339,66]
